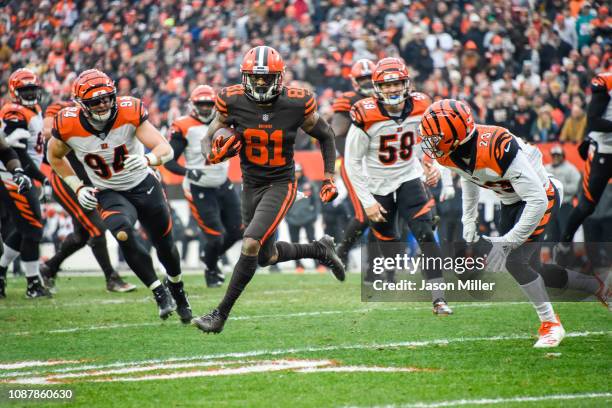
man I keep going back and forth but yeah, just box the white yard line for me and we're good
[376,392,612,408]
[0,360,83,370]
[1,330,608,380]
[5,302,527,337]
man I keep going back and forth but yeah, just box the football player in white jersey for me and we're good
[557,71,612,263]
[0,68,49,298]
[344,58,455,315]
[165,85,242,288]
[47,69,191,322]
[419,99,611,347]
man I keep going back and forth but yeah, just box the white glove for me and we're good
[77,186,98,210]
[439,186,455,202]
[123,154,150,171]
[5,128,30,148]
[462,220,479,243]
[482,235,516,273]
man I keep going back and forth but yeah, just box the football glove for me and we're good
[39,178,52,202]
[319,178,338,203]
[482,235,517,273]
[462,220,479,243]
[12,168,31,194]
[4,128,29,149]
[76,185,98,210]
[207,135,242,164]
[187,169,205,183]
[439,185,455,202]
[123,154,150,171]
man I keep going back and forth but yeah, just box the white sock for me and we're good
[148,280,162,290]
[565,269,600,294]
[22,260,40,278]
[427,277,445,301]
[0,244,20,268]
[167,274,182,283]
[520,275,556,323]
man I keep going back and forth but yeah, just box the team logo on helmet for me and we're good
[9,68,42,107]
[372,58,412,106]
[419,99,476,159]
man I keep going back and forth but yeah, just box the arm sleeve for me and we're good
[587,88,612,133]
[164,136,187,176]
[307,116,337,175]
[503,151,548,244]
[344,124,377,209]
[460,177,480,225]
[15,147,46,182]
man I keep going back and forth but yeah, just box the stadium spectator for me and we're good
[559,103,588,143]
[530,104,560,142]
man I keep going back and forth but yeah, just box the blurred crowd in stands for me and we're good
[1,0,610,143]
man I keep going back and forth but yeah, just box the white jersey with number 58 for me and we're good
[344,93,432,209]
[52,96,151,191]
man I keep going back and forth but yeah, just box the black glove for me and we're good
[577,137,591,161]
[12,168,32,194]
[186,169,205,182]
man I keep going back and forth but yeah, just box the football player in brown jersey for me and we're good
[192,46,344,333]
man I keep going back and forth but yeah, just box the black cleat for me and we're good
[204,266,224,288]
[106,274,137,293]
[153,285,176,320]
[315,235,345,281]
[26,277,52,299]
[192,309,226,334]
[0,278,6,299]
[336,243,349,268]
[164,278,193,324]
[40,263,57,294]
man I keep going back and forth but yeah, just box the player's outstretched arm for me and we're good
[330,112,351,155]
[301,111,336,179]
[134,120,174,166]
[201,111,230,158]
[503,151,548,244]
[460,177,480,243]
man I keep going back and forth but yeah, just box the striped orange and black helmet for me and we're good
[189,84,216,122]
[8,68,42,106]
[419,99,475,159]
[240,46,285,102]
[71,69,117,123]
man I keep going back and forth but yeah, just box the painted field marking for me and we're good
[1,330,608,380]
[0,360,84,370]
[372,392,612,408]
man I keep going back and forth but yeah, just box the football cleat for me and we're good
[204,265,224,288]
[39,263,57,293]
[164,278,193,324]
[314,235,346,282]
[192,309,227,334]
[106,274,137,293]
[25,278,51,299]
[533,315,565,348]
[0,278,6,299]
[433,298,453,315]
[153,285,176,320]
[594,273,611,312]
[335,243,349,269]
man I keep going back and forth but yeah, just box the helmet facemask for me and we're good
[374,78,411,106]
[15,85,42,106]
[354,76,375,97]
[78,93,117,128]
[242,72,283,102]
[191,101,215,123]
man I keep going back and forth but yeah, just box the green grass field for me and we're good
[0,271,610,407]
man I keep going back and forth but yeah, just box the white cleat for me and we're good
[533,315,565,348]
[594,273,611,312]
[432,298,453,315]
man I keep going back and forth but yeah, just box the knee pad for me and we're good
[105,215,133,242]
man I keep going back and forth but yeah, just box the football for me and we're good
[213,127,241,157]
